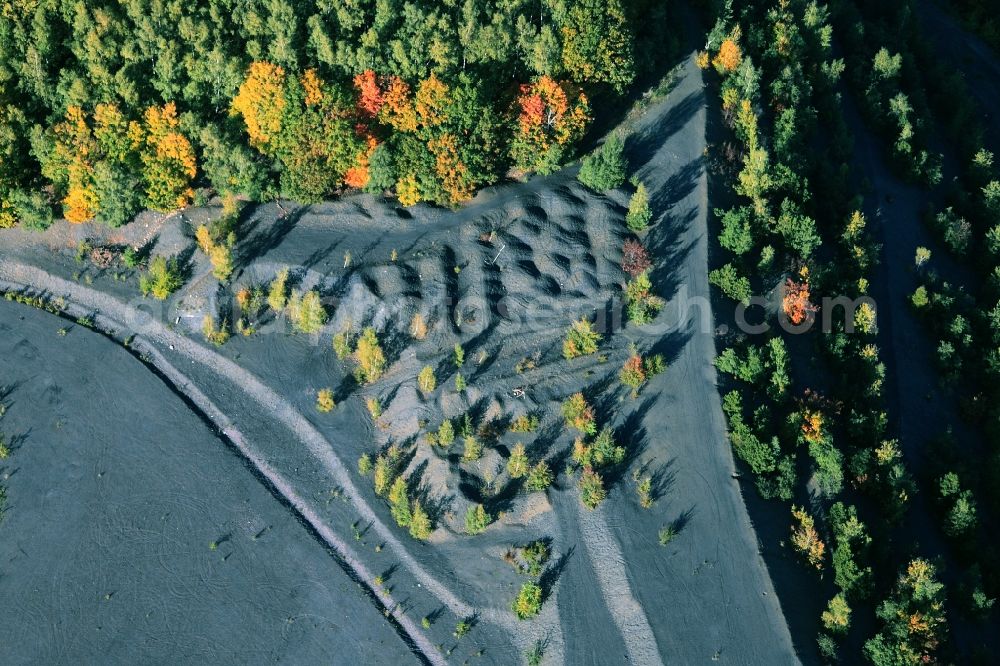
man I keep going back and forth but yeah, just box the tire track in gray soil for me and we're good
[0,263,540,662]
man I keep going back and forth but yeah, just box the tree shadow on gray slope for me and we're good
[0,380,22,403]
[646,158,705,216]
[602,395,655,490]
[408,458,455,524]
[636,455,677,505]
[525,420,563,461]
[539,545,575,603]
[737,477,825,665]
[645,326,694,369]
[624,91,704,171]
[643,207,698,303]
[235,204,307,270]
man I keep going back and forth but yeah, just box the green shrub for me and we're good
[718,206,754,255]
[409,501,432,539]
[526,641,544,666]
[933,206,972,254]
[821,593,851,635]
[436,419,455,447]
[267,268,288,312]
[355,327,386,384]
[9,189,53,230]
[316,388,335,412]
[625,270,663,324]
[507,442,529,478]
[637,476,653,508]
[333,325,353,359]
[139,255,183,299]
[366,397,382,420]
[526,461,553,491]
[389,476,412,527]
[709,263,751,305]
[521,540,550,576]
[578,134,626,191]
[588,427,625,467]
[201,314,230,346]
[462,434,482,461]
[512,581,543,619]
[465,503,492,535]
[561,393,596,434]
[287,289,327,333]
[563,318,602,359]
[122,246,141,268]
[417,365,436,393]
[625,182,652,231]
[579,468,607,509]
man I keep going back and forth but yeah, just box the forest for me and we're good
[703,0,1000,663]
[0,0,672,228]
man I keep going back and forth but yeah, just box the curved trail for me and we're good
[0,262,533,660]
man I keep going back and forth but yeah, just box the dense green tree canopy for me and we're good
[0,0,668,225]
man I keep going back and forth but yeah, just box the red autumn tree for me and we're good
[353,70,383,117]
[622,238,651,276]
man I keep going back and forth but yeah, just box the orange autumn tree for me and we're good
[48,106,98,223]
[511,76,590,174]
[801,409,825,445]
[353,70,384,117]
[343,136,378,189]
[782,276,817,325]
[378,72,476,207]
[713,38,742,72]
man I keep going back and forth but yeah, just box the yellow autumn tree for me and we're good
[396,174,421,206]
[49,106,98,223]
[300,68,324,106]
[380,76,417,132]
[142,103,197,211]
[414,73,449,129]
[428,133,473,205]
[790,506,825,569]
[231,61,287,149]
